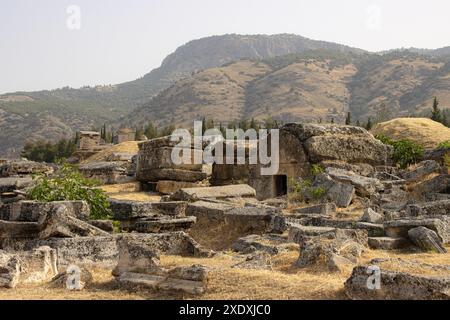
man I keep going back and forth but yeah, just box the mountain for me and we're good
[0,34,364,157]
[1,33,450,157]
[123,50,450,128]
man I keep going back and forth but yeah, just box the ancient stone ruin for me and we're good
[1,122,449,299]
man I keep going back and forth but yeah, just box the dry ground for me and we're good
[1,245,449,300]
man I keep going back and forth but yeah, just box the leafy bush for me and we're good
[288,178,326,203]
[375,134,394,145]
[311,164,325,176]
[376,134,424,169]
[28,163,112,220]
[391,139,424,169]
[437,140,450,149]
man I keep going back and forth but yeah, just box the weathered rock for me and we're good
[50,266,93,290]
[156,180,201,194]
[0,246,58,288]
[20,246,59,284]
[384,218,450,244]
[171,184,256,201]
[118,271,207,295]
[326,167,384,197]
[108,199,160,220]
[151,201,187,216]
[112,237,162,276]
[296,236,364,271]
[0,160,53,177]
[288,225,336,243]
[0,251,21,288]
[400,160,443,183]
[0,220,40,238]
[232,252,273,270]
[186,201,236,220]
[294,203,336,215]
[138,169,207,183]
[281,123,391,166]
[408,227,447,253]
[313,173,355,208]
[327,253,355,272]
[167,264,209,283]
[406,200,450,217]
[354,222,385,237]
[368,237,410,250]
[38,206,110,239]
[415,174,450,195]
[132,216,197,233]
[78,162,132,184]
[0,177,33,194]
[89,220,114,233]
[360,208,383,224]
[0,200,90,222]
[232,234,290,255]
[345,260,450,300]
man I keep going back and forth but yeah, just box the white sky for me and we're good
[1,0,450,93]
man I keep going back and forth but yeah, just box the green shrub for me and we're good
[311,164,325,176]
[376,134,424,169]
[311,186,326,200]
[288,178,326,203]
[437,140,450,149]
[28,163,112,220]
[375,134,394,146]
[391,139,424,169]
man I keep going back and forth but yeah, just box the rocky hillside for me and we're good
[1,34,450,157]
[0,34,364,157]
[125,51,450,128]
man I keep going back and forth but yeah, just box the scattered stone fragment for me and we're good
[38,206,110,239]
[50,266,93,290]
[360,208,383,224]
[408,227,447,253]
[294,203,336,215]
[326,167,384,197]
[313,173,355,208]
[384,218,450,244]
[232,234,290,255]
[406,200,450,217]
[400,160,443,183]
[345,259,450,300]
[132,216,197,233]
[171,184,256,201]
[232,252,273,270]
[368,237,410,250]
[89,220,114,233]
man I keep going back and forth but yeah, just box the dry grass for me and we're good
[82,141,139,163]
[371,118,450,149]
[106,192,161,202]
[100,182,141,193]
[1,245,449,300]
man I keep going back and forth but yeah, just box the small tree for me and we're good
[345,112,352,125]
[365,117,373,130]
[431,97,442,123]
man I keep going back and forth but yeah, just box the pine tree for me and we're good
[356,119,361,127]
[330,117,335,124]
[365,117,373,130]
[431,97,442,123]
[345,112,351,125]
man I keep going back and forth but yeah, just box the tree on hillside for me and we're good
[345,112,352,125]
[144,121,158,139]
[431,97,442,123]
[365,117,373,130]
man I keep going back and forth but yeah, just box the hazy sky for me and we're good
[1,0,450,93]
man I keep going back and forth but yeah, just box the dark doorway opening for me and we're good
[274,175,288,197]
